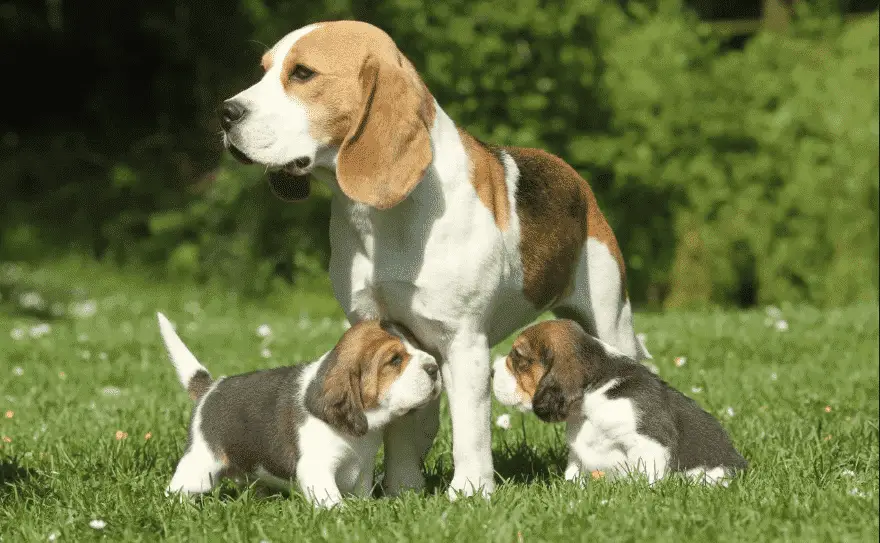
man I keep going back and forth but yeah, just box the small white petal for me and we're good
[691,386,703,394]
[495,414,512,430]
[765,306,782,319]
[674,356,687,367]
[725,406,736,417]
[256,324,272,338]
[13,366,24,376]
[770,372,778,381]
[88,519,106,530]
[47,532,59,541]
[29,323,51,338]
[70,300,97,318]
[261,348,272,359]
[101,386,121,397]
[774,320,789,332]
[842,469,855,477]
[10,328,25,341]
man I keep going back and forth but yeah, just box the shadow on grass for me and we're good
[0,457,47,498]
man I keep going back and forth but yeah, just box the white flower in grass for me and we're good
[495,414,512,430]
[674,356,687,367]
[842,469,855,477]
[774,320,789,332]
[98,352,108,361]
[765,306,782,319]
[71,299,98,318]
[88,519,106,530]
[770,372,778,381]
[19,292,45,310]
[691,386,703,394]
[77,333,89,343]
[13,366,24,376]
[600,499,609,505]
[848,488,867,498]
[257,324,272,338]
[725,406,736,417]
[101,386,121,397]
[10,328,25,341]
[261,348,272,359]
[47,531,59,541]
[29,323,51,338]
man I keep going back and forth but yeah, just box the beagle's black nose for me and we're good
[424,363,439,379]
[219,100,247,131]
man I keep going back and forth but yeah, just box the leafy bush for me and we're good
[4,1,877,307]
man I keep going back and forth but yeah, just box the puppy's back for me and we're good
[609,363,747,473]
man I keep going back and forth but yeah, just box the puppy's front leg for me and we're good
[564,455,583,484]
[297,466,343,508]
[443,331,494,500]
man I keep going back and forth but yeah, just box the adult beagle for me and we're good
[220,20,650,499]
[157,313,441,507]
[493,320,746,485]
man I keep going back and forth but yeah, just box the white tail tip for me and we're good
[156,311,209,389]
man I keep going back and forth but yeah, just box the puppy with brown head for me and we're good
[493,319,747,485]
[157,313,441,507]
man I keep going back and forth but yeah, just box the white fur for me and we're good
[159,316,440,508]
[157,312,210,389]
[225,24,649,499]
[224,24,326,171]
[491,356,531,411]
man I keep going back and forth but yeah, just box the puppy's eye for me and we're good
[289,64,316,82]
[388,354,403,367]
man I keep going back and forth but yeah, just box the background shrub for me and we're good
[3,0,877,307]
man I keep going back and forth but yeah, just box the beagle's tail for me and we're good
[156,312,213,401]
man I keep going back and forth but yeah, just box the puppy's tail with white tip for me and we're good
[156,312,213,401]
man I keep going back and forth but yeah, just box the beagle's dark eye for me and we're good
[388,353,403,367]
[289,64,316,82]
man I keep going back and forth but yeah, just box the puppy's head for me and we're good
[306,320,440,437]
[493,320,607,422]
[220,21,435,209]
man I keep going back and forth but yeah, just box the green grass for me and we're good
[1,258,878,542]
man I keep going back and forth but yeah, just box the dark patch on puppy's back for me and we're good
[605,363,748,472]
[187,370,213,401]
[198,365,306,479]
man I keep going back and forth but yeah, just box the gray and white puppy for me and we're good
[157,313,441,507]
[493,319,747,484]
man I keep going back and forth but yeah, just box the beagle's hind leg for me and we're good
[166,442,224,497]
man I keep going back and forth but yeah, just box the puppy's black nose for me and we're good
[424,363,439,379]
[219,100,247,131]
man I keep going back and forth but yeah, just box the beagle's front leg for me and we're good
[296,460,343,508]
[442,330,495,499]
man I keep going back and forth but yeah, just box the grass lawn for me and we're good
[1,259,877,542]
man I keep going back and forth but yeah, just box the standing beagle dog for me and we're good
[220,20,650,499]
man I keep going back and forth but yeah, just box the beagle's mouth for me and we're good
[224,143,312,202]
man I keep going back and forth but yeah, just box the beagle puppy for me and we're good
[493,320,747,485]
[157,313,441,507]
[220,20,650,499]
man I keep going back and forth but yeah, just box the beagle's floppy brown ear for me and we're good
[336,52,434,210]
[305,351,368,437]
[532,371,569,422]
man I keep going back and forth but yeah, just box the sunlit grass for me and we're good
[1,259,877,542]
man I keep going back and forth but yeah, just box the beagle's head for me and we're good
[305,320,441,437]
[493,319,610,423]
[221,21,435,209]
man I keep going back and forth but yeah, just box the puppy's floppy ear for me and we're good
[336,51,434,210]
[532,371,568,423]
[305,351,368,437]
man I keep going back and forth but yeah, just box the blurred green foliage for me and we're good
[2,0,877,307]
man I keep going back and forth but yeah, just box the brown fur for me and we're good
[502,320,600,421]
[309,320,412,436]
[276,21,435,209]
[457,129,510,230]
[505,147,626,310]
